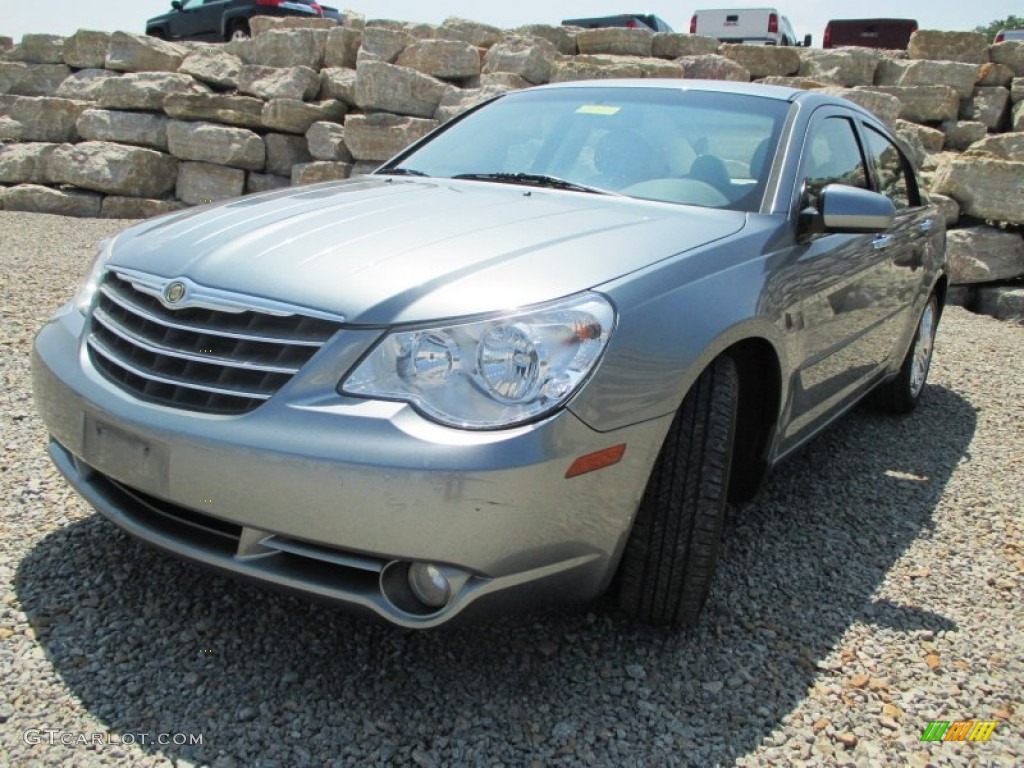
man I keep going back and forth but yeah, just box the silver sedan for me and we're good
[32,80,947,628]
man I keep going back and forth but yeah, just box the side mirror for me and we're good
[171,0,182,10]
[803,33,813,47]
[819,184,895,234]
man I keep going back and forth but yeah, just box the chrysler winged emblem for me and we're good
[164,281,187,304]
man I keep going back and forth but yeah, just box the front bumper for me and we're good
[32,304,670,627]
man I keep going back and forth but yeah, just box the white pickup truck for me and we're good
[690,7,810,46]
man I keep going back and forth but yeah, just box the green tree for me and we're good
[974,15,1024,42]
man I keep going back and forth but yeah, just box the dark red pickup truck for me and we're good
[823,18,918,50]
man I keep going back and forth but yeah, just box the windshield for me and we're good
[380,86,790,212]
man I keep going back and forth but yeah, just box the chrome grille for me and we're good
[88,271,345,414]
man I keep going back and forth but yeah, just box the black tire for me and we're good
[616,356,738,628]
[226,20,251,42]
[869,294,939,414]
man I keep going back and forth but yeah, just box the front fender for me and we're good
[570,217,795,433]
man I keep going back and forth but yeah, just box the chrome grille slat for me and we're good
[88,335,274,401]
[99,282,324,347]
[88,272,345,415]
[92,307,302,375]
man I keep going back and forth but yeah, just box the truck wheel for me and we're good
[869,294,939,414]
[616,355,738,627]
[227,20,250,42]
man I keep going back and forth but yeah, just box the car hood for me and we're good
[109,177,747,324]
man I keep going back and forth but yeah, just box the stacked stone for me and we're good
[0,20,1022,316]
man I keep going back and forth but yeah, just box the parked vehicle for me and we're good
[145,0,338,43]
[34,80,947,629]
[994,29,1024,43]
[561,14,674,32]
[690,7,809,46]
[823,18,918,49]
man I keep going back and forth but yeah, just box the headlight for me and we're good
[341,293,616,429]
[74,237,115,313]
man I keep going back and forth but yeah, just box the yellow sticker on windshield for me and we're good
[576,105,621,116]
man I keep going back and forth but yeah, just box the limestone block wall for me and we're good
[1,15,1023,317]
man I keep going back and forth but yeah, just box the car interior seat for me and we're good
[592,129,664,189]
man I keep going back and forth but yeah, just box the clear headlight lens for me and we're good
[74,237,115,313]
[341,293,616,429]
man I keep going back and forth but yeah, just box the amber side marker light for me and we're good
[565,444,627,479]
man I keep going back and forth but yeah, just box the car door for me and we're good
[170,0,223,40]
[858,121,936,342]
[783,109,897,443]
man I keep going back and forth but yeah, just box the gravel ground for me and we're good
[1,209,1022,767]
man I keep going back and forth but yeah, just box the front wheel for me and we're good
[227,20,250,42]
[616,356,738,628]
[869,294,940,414]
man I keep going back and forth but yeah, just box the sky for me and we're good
[1,0,1020,45]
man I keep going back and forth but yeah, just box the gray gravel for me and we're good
[1,209,1022,767]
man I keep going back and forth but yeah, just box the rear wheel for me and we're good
[616,356,738,628]
[869,294,939,414]
[227,20,251,42]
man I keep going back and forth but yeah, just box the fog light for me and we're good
[408,562,451,608]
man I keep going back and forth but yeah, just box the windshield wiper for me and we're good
[451,172,617,195]
[380,167,430,177]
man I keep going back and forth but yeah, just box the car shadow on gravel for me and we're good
[15,385,976,766]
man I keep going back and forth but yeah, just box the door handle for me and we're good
[917,218,934,233]
[872,235,893,250]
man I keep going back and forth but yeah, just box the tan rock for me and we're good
[101,196,186,219]
[908,30,989,64]
[932,155,1024,224]
[965,87,1011,131]
[653,34,717,59]
[77,109,171,150]
[7,34,65,64]
[106,32,188,73]
[323,27,362,69]
[0,62,71,97]
[480,72,532,90]
[356,26,414,65]
[945,226,1024,283]
[49,141,179,197]
[435,84,511,122]
[292,161,353,185]
[354,61,448,118]
[0,95,87,142]
[798,48,881,87]
[875,59,980,99]
[249,16,337,36]
[437,18,503,49]
[167,120,265,170]
[976,286,1024,320]
[677,54,748,82]
[855,85,959,123]
[927,192,960,226]
[576,28,652,57]
[721,44,799,78]
[163,92,266,128]
[246,172,291,194]
[552,54,682,82]
[515,25,577,55]
[237,65,320,100]
[306,121,354,161]
[965,132,1024,161]
[55,69,120,101]
[63,30,111,69]
[977,62,1015,88]
[319,67,358,105]
[896,120,944,153]
[482,36,559,85]
[261,98,347,134]
[397,40,482,81]
[179,51,243,89]
[0,143,59,184]
[97,72,209,111]
[176,161,244,205]
[229,29,326,69]
[344,113,438,161]
[3,184,102,217]
[991,41,1024,77]
[264,132,312,176]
